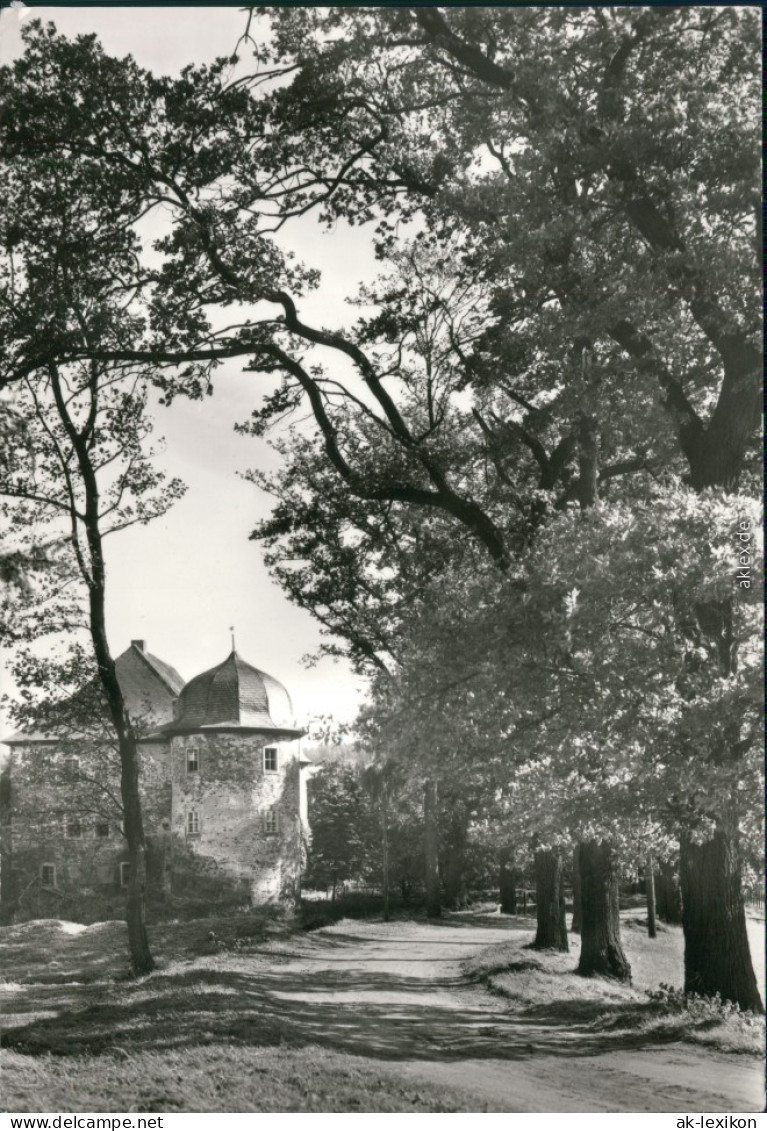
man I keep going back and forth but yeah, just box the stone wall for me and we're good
[170,732,303,904]
[1,729,305,922]
[0,740,173,923]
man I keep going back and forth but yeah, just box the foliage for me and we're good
[251,4,760,492]
[363,486,762,863]
[646,983,760,1025]
[304,762,378,893]
[0,12,760,987]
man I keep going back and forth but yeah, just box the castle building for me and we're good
[0,640,309,922]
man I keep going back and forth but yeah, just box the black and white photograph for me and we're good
[0,1,763,1116]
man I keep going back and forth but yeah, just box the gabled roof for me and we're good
[126,644,185,699]
[2,642,184,745]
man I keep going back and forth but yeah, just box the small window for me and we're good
[263,807,279,835]
[120,862,130,888]
[186,809,200,836]
[40,863,56,887]
[64,816,82,838]
[95,821,110,838]
[186,747,199,774]
[263,746,278,773]
[61,757,80,783]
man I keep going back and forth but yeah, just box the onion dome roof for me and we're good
[161,651,302,736]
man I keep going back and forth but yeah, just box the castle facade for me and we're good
[0,641,309,922]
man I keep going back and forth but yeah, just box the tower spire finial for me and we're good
[229,625,236,653]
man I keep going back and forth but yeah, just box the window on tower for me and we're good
[60,757,80,783]
[186,747,199,774]
[40,863,56,887]
[263,746,278,773]
[263,807,279,835]
[186,809,200,836]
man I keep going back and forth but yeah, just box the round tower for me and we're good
[159,651,307,904]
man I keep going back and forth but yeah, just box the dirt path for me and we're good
[257,917,764,1113]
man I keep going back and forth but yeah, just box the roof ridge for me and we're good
[133,645,184,696]
[231,650,242,725]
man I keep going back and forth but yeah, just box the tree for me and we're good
[0,102,185,969]
[1,12,760,1001]
[355,486,762,994]
[0,363,183,971]
[304,762,376,899]
[242,6,761,994]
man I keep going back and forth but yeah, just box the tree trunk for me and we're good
[577,839,631,981]
[499,845,517,915]
[645,852,657,939]
[577,412,599,508]
[49,364,154,976]
[381,776,389,923]
[423,779,441,918]
[108,652,153,974]
[679,830,763,1012]
[532,848,568,950]
[571,843,582,934]
[656,859,682,923]
[442,801,469,909]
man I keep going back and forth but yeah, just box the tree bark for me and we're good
[381,776,389,922]
[571,843,582,934]
[423,779,441,918]
[656,859,682,924]
[577,839,631,981]
[679,830,763,1012]
[674,590,759,1008]
[442,801,469,909]
[532,848,568,950]
[577,412,599,509]
[499,845,517,915]
[49,363,154,976]
[645,852,657,939]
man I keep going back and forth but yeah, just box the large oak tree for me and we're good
[0,9,760,1002]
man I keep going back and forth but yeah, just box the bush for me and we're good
[646,982,760,1025]
[299,891,416,930]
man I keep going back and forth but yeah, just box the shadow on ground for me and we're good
[2,957,708,1063]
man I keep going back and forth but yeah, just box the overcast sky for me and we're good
[0,5,376,726]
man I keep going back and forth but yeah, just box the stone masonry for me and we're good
[0,642,309,922]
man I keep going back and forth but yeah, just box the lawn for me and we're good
[1,907,764,1112]
[1,911,495,1112]
[2,1045,491,1113]
[463,911,765,1057]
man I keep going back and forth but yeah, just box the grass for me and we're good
[463,913,765,1056]
[1,912,498,1113]
[1,908,763,1111]
[0,910,289,985]
[2,1045,492,1113]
